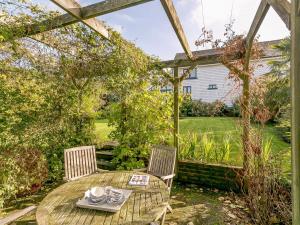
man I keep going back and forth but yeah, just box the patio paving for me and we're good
[2,182,251,225]
[165,183,251,225]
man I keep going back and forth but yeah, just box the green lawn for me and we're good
[95,119,114,142]
[95,117,291,172]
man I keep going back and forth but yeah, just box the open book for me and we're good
[128,175,150,186]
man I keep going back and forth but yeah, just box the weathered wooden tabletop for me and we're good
[36,171,169,225]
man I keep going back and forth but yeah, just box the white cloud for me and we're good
[109,24,124,34]
[177,0,190,7]
[176,0,289,50]
[115,13,136,23]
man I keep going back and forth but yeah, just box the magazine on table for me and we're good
[128,174,150,186]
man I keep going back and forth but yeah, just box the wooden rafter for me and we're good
[161,40,282,68]
[246,0,270,47]
[81,0,153,19]
[244,0,270,73]
[15,0,153,39]
[50,0,109,39]
[291,0,300,222]
[160,0,194,60]
[267,0,291,30]
[161,55,229,68]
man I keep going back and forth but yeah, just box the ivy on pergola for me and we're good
[6,0,299,223]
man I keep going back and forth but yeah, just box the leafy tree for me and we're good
[267,38,291,141]
[0,0,166,206]
[108,86,173,170]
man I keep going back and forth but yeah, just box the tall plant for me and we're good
[195,22,268,171]
[108,86,173,170]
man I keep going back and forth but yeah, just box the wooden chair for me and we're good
[147,145,177,192]
[64,145,98,181]
[146,145,176,225]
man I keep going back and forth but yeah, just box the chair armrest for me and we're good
[160,174,175,180]
[133,168,147,172]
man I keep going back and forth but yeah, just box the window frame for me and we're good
[183,85,192,94]
[183,68,197,79]
[161,86,173,93]
[208,84,218,90]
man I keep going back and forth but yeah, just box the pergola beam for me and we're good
[14,0,153,39]
[160,49,280,68]
[50,0,109,39]
[246,0,270,47]
[291,0,300,223]
[267,0,291,30]
[81,0,154,19]
[160,0,194,60]
[161,54,224,68]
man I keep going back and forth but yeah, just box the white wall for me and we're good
[180,58,274,106]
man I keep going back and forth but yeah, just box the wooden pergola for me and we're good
[9,0,299,223]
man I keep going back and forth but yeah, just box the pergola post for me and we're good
[291,0,300,223]
[241,75,251,171]
[173,67,180,171]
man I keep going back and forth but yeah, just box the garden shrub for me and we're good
[0,148,48,208]
[276,105,291,143]
[180,95,237,117]
[243,131,292,224]
[108,89,172,170]
[265,38,290,142]
[111,146,146,170]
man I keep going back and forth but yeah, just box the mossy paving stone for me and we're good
[166,185,228,225]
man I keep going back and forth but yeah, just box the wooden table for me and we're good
[36,171,169,225]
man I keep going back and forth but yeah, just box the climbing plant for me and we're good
[0,0,167,206]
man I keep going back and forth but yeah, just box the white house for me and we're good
[162,40,282,106]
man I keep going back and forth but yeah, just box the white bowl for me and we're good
[90,187,105,198]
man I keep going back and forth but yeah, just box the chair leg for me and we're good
[160,210,166,225]
[166,204,173,213]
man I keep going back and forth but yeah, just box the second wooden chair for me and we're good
[64,145,98,181]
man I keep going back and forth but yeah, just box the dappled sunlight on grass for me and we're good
[94,119,114,143]
[94,117,291,170]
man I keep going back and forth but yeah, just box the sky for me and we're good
[34,0,290,60]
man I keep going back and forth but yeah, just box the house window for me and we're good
[183,86,192,94]
[183,68,197,79]
[161,86,172,93]
[208,84,218,90]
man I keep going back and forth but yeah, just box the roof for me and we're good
[162,39,283,68]
[174,39,282,60]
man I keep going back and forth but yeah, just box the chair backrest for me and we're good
[64,146,97,181]
[147,145,176,177]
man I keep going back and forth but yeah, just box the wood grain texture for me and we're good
[160,0,193,60]
[50,0,109,39]
[36,172,169,225]
[267,0,291,30]
[291,0,300,222]
[12,0,153,40]
[147,145,176,191]
[246,0,270,47]
[161,40,282,68]
[64,146,97,181]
